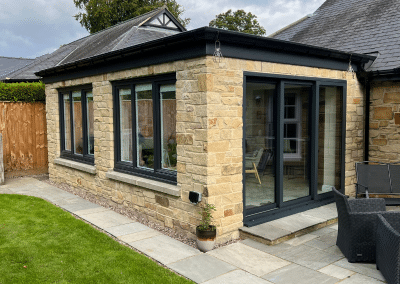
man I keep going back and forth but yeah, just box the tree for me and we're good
[209,9,266,36]
[73,0,190,34]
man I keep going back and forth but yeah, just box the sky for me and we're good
[0,0,325,59]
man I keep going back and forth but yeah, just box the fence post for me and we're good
[0,133,4,184]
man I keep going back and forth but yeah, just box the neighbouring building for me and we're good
[0,56,35,82]
[34,6,377,242]
[271,0,400,166]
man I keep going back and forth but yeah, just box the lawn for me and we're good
[0,194,194,284]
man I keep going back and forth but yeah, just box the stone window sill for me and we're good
[54,158,96,174]
[106,170,180,197]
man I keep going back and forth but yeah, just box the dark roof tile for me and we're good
[272,0,400,72]
[4,7,183,81]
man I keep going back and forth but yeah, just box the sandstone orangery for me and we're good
[35,7,376,243]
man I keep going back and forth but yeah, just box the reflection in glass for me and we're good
[86,91,94,155]
[318,86,342,193]
[119,89,132,162]
[136,84,153,169]
[63,94,71,151]
[160,84,177,171]
[72,91,83,155]
[283,85,310,202]
[244,82,276,210]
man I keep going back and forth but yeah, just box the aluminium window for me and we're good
[113,74,177,184]
[59,85,94,164]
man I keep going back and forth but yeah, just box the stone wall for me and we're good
[45,55,364,243]
[369,81,400,162]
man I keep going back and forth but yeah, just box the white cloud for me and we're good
[0,29,33,49]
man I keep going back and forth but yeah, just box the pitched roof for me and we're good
[3,6,184,82]
[271,0,400,72]
[0,57,35,80]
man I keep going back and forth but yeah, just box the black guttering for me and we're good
[36,27,375,81]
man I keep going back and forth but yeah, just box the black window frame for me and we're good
[242,72,347,226]
[58,84,94,165]
[113,73,177,184]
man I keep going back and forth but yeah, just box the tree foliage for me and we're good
[73,0,190,34]
[209,9,266,36]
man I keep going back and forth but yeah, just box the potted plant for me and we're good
[196,203,217,252]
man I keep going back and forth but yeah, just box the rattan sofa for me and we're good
[376,213,400,284]
[332,187,386,262]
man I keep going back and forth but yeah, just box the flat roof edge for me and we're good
[36,27,375,78]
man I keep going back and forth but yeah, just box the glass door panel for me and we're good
[245,82,276,210]
[283,85,311,202]
[318,86,343,193]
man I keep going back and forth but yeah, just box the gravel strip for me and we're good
[21,174,240,250]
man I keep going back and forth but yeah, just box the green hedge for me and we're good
[0,82,45,102]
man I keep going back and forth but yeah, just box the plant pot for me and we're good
[196,225,216,252]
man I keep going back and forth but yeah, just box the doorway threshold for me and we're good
[239,203,338,246]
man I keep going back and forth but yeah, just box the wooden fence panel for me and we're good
[0,102,48,177]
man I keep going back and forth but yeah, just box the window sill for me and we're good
[54,158,96,174]
[106,170,180,197]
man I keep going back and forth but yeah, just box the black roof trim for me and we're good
[36,27,375,78]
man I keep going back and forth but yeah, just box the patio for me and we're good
[0,176,393,283]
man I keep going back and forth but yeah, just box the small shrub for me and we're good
[0,82,45,102]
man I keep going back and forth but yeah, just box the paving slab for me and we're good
[60,200,102,213]
[121,229,162,243]
[202,270,273,284]
[324,245,344,257]
[240,223,291,241]
[104,222,149,237]
[130,235,201,265]
[167,254,236,283]
[318,264,355,280]
[74,207,110,216]
[275,244,343,270]
[267,213,326,233]
[207,243,290,277]
[304,238,333,250]
[317,231,338,247]
[284,233,317,246]
[240,239,292,256]
[309,226,336,237]
[329,224,338,230]
[302,206,338,221]
[79,210,134,229]
[262,263,338,284]
[338,273,385,283]
[333,259,385,282]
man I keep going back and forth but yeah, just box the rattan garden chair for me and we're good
[332,187,386,262]
[376,213,400,284]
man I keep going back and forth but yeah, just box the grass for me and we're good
[0,194,194,284]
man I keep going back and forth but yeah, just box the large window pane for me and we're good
[318,86,343,193]
[86,91,94,155]
[119,89,132,162]
[283,85,310,202]
[63,94,71,151]
[245,82,276,209]
[72,91,83,155]
[136,84,153,169]
[160,84,177,171]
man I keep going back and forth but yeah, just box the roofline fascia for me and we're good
[36,27,375,78]
[369,68,400,81]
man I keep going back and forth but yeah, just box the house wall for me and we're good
[45,55,364,243]
[369,80,400,162]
